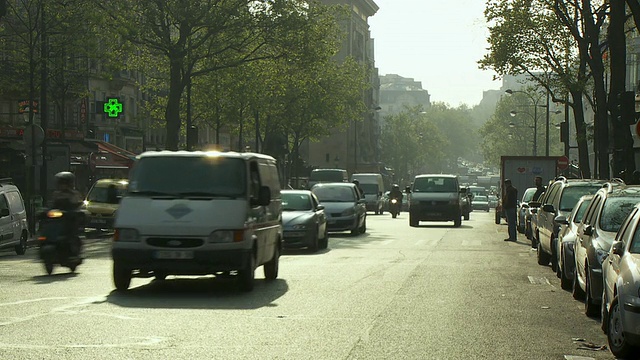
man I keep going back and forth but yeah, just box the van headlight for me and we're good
[209,230,244,243]
[114,228,139,242]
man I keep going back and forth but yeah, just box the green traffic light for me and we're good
[104,98,123,118]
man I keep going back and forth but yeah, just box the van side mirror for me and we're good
[0,208,9,217]
[254,186,271,206]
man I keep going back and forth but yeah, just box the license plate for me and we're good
[155,250,194,260]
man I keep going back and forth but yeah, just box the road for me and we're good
[0,211,613,359]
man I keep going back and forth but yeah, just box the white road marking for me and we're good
[461,239,481,246]
[380,239,395,246]
[528,276,551,285]
[0,336,168,349]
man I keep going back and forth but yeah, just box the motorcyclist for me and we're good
[48,171,83,259]
[389,184,403,210]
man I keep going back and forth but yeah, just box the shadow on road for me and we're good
[30,272,79,283]
[105,277,289,310]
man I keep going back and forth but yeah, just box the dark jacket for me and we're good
[389,189,403,201]
[503,185,518,210]
[532,185,546,201]
[49,189,83,211]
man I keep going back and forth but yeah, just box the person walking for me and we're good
[532,176,546,201]
[503,179,518,242]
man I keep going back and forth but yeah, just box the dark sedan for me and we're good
[281,190,328,252]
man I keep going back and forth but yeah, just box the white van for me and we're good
[351,173,385,214]
[307,169,348,189]
[0,179,29,255]
[111,151,282,292]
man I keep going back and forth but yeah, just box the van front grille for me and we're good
[146,238,203,248]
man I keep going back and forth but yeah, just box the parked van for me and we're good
[83,178,128,231]
[307,169,348,189]
[409,174,463,227]
[0,178,29,255]
[111,151,282,292]
[351,173,385,214]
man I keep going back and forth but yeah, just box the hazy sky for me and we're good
[368,0,501,107]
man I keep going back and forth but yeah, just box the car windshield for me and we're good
[127,156,246,197]
[559,186,602,211]
[359,183,378,195]
[309,170,344,182]
[572,199,592,223]
[87,185,126,203]
[282,193,312,211]
[600,197,640,232]
[312,186,355,202]
[475,195,488,202]
[521,188,536,202]
[413,177,458,193]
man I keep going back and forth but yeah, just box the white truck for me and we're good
[496,156,560,224]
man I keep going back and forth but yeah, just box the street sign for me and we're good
[557,155,570,170]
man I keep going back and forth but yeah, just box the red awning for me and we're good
[90,141,134,170]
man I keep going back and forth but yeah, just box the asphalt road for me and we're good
[0,211,614,359]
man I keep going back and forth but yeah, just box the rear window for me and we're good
[522,188,536,202]
[87,186,126,203]
[572,199,592,223]
[311,186,355,202]
[413,177,458,193]
[360,183,379,195]
[559,186,602,211]
[309,170,345,182]
[128,156,246,197]
[600,197,640,232]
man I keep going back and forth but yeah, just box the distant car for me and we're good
[281,190,328,252]
[0,178,29,255]
[310,183,367,235]
[574,183,640,317]
[554,194,593,290]
[471,195,490,212]
[602,202,640,358]
[83,178,128,231]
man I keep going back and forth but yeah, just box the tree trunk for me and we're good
[165,56,185,151]
[570,90,591,178]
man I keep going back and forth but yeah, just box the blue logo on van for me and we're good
[166,204,192,219]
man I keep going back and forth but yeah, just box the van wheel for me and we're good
[238,254,255,292]
[15,231,27,255]
[264,246,279,281]
[113,262,132,291]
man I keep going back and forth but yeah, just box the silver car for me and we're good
[554,195,593,290]
[602,202,640,358]
[517,187,537,234]
[310,183,367,236]
[281,190,328,252]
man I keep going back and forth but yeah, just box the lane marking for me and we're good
[528,276,551,285]
[0,336,168,349]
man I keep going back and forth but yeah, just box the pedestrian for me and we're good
[532,176,546,201]
[503,179,518,242]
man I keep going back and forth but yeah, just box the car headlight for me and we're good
[342,208,355,216]
[114,228,139,242]
[209,230,244,243]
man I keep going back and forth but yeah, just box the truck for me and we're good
[496,156,560,224]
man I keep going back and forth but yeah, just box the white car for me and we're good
[602,201,640,358]
[0,179,29,255]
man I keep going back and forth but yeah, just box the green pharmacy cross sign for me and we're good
[103,98,123,118]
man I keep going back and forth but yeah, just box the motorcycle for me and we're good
[37,209,85,275]
[389,198,401,218]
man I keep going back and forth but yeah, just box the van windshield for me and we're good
[309,170,344,182]
[128,157,246,197]
[360,183,378,195]
[413,177,458,193]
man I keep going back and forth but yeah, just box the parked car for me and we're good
[310,182,367,235]
[0,178,29,255]
[471,194,490,212]
[602,202,640,358]
[488,194,498,208]
[554,194,593,290]
[535,176,606,273]
[281,190,328,252]
[517,187,537,234]
[574,183,640,316]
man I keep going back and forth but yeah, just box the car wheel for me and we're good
[309,230,319,253]
[113,262,132,291]
[572,268,586,300]
[559,250,572,290]
[44,261,54,275]
[464,212,470,220]
[264,245,279,281]
[536,243,550,266]
[608,296,640,358]
[410,214,418,227]
[238,253,255,292]
[359,217,366,234]
[15,231,28,255]
[495,211,501,224]
[453,216,461,227]
[319,228,329,250]
[584,268,599,317]
[517,224,524,234]
[550,237,558,273]
[602,291,609,333]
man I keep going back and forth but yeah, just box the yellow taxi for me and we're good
[83,178,128,230]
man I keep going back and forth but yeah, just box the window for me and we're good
[599,197,640,232]
[5,191,24,213]
[616,208,638,244]
[0,194,9,215]
[559,186,602,211]
[582,195,602,225]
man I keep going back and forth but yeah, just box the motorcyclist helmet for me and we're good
[392,184,400,190]
[54,171,75,188]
